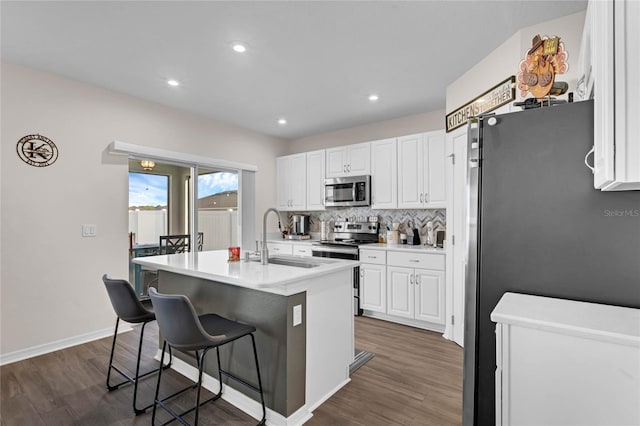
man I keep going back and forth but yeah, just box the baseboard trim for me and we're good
[362,311,445,334]
[156,351,314,426]
[306,377,350,413]
[0,324,131,366]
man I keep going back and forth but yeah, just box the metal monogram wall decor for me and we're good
[16,134,59,167]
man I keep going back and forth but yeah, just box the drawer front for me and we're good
[292,245,312,257]
[359,249,386,265]
[268,242,293,255]
[387,251,444,270]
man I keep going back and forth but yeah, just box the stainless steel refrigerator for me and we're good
[462,100,640,425]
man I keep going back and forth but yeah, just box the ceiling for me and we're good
[1,1,587,140]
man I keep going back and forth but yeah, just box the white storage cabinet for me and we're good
[492,292,640,425]
[370,138,398,209]
[325,142,371,178]
[306,149,325,211]
[276,153,307,211]
[386,251,445,325]
[397,131,447,208]
[359,249,386,313]
[586,0,640,190]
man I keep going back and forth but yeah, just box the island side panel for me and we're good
[305,268,355,410]
[158,270,306,417]
[286,292,307,416]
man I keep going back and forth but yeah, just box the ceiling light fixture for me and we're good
[369,94,379,102]
[278,118,287,125]
[140,160,156,171]
[167,79,180,87]
[232,42,247,53]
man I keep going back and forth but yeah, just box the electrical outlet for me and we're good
[293,304,302,326]
[82,224,97,237]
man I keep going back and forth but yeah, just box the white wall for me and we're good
[288,109,445,153]
[0,61,287,360]
[447,11,586,111]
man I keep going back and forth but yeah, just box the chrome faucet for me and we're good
[262,208,282,265]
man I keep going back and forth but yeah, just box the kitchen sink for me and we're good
[249,255,334,268]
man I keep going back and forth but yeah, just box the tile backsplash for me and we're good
[286,208,446,241]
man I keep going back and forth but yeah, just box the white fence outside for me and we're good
[129,209,237,249]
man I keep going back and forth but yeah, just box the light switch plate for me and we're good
[82,224,97,237]
[293,304,302,326]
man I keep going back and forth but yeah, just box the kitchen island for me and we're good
[133,250,358,425]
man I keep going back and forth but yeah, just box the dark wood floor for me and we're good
[0,316,462,425]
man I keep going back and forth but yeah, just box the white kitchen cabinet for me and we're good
[588,0,640,191]
[325,142,371,178]
[306,149,325,211]
[359,247,446,332]
[414,269,445,324]
[386,266,444,325]
[387,266,414,318]
[370,138,397,209]
[292,244,312,257]
[397,130,446,209]
[276,153,306,211]
[492,293,640,426]
[360,263,386,313]
[267,242,293,255]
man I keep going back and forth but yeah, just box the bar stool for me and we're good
[101,274,172,414]
[148,287,266,426]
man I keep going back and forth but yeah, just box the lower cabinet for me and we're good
[387,266,445,325]
[267,242,293,255]
[359,248,446,332]
[360,263,386,313]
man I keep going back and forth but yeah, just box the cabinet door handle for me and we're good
[360,270,364,279]
[409,259,420,263]
[410,274,414,284]
[424,192,428,203]
[416,275,421,285]
[343,164,347,173]
[419,193,423,203]
[584,146,595,174]
[367,256,377,259]
[347,164,351,173]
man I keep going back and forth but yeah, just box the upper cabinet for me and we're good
[306,149,326,211]
[276,153,306,211]
[397,130,446,209]
[371,138,397,209]
[587,0,640,191]
[326,142,371,178]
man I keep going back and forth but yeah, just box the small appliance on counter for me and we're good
[291,214,310,236]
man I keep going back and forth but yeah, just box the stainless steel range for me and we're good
[312,221,379,316]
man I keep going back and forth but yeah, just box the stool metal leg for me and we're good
[106,317,120,390]
[250,333,267,426]
[107,318,172,415]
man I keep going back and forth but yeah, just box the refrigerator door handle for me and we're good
[584,146,595,174]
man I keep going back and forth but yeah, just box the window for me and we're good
[196,171,239,250]
[128,172,169,245]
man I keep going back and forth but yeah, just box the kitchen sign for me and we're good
[445,76,515,132]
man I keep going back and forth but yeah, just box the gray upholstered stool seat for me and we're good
[101,274,172,415]
[148,287,266,426]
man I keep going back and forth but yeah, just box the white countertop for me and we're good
[133,250,358,296]
[360,243,445,254]
[491,292,640,347]
[267,238,445,254]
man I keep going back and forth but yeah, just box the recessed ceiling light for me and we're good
[167,79,180,87]
[278,118,287,125]
[232,42,247,53]
[368,94,379,102]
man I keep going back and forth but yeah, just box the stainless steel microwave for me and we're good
[324,175,371,207]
